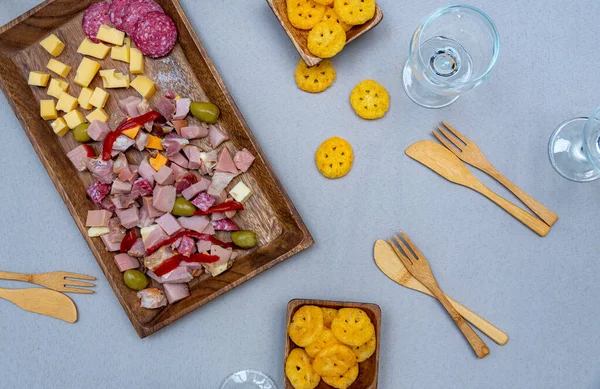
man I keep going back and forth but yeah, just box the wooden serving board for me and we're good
[0,0,313,338]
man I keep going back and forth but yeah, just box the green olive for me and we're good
[171,196,196,216]
[73,123,92,143]
[230,230,257,249]
[190,102,220,124]
[123,270,148,291]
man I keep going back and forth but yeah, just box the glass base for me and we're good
[220,370,278,389]
[548,117,600,182]
[402,60,459,109]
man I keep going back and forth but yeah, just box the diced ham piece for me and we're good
[196,240,212,253]
[118,206,140,229]
[137,98,151,115]
[191,192,215,212]
[86,158,116,184]
[171,119,188,135]
[118,96,141,118]
[169,153,188,169]
[135,131,149,151]
[125,164,139,184]
[99,198,116,213]
[147,266,192,284]
[138,158,155,186]
[127,238,146,257]
[173,98,190,120]
[163,283,190,304]
[215,147,238,174]
[177,216,210,233]
[202,222,215,235]
[110,193,136,209]
[86,210,112,227]
[143,245,174,270]
[113,153,135,182]
[87,120,111,141]
[137,288,167,309]
[131,178,153,197]
[170,162,187,179]
[199,150,218,173]
[137,203,154,228]
[154,165,175,185]
[213,190,229,204]
[212,219,240,231]
[101,234,121,252]
[114,253,140,272]
[211,212,227,221]
[153,185,176,213]
[181,178,211,200]
[141,225,169,256]
[107,217,126,243]
[87,181,111,204]
[67,145,93,172]
[156,213,182,236]
[112,134,135,152]
[174,172,197,194]
[225,210,237,219]
[208,125,229,148]
[182,145,201,169]
[233,148,255,172]
[178,235,196,257]
[142,196,164,218]
[162,133,189,157]
[181,126,208,140]
[111,179,132,194]
[155,97,175,120]
[203,245,233,276]
[207,172,236,196]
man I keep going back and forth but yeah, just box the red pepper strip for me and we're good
[82,144,95,157]
[101,110,161,160]
[119,229,137,253]
[144,229,234,255]
[194,200,244,215]
[153,253,220,277]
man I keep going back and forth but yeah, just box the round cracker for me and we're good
[315,136,354,179]
[351,334,376,362]
[331,308,375,346]
[288,305,324,347]
[287,0,326,30]
[321,363,359,389]
[285,348,321,389]
[313,344,357,377]
[349,79,390,119]
[322,6,352,32]
[305,329,341,358]
[333,0,375,25]
[307,20,346,58]
[295,59,336,93]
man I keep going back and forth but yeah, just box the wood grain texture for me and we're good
[406,140,551,237]
[284,299,381,389]
[266,0,383,67]
[373,239,509,346]
[0,0,313,338]
[0,288,78,323]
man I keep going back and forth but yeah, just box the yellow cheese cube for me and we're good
[89,87,109,108]
[124,37,131,48]
[47,78,69,99]
[28,71,50,87]
[74,57,101,88]
[129,48,144,75]
[122,125,140,139]
[130,76,155,99]
[229,181,253,203]
[77,38,110,59]
[149,153,167,170]
[46,58,71,78]
[99,69,130,88]
[51,117,69,137]
[63,110,86,129]
[39,34,65,57]
[111,45,129,63]
[56,92,78,112]
[77,87,94,110]
[86,107,109,123]
[88,227,110,237]
[96,24,124,46]
[40,100,57,120]
[146,135,164,150]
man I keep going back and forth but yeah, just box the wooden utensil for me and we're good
[266,0,384,67]
[0,0,313,338]
[0,271,95,294]
[433,121,558,226]
[0,288,77,323]
[388,232,490,358]
[406,140,550,237]
[374,239,508,345]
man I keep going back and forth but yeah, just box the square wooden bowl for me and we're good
[266,0,384,66]
[284,299,381,389]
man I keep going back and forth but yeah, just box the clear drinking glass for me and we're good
[219,369,278,389]
[548,107,600,182]
[402,5,500,109]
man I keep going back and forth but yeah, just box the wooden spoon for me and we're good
[405,140,550,237]
[0,288,77,323]
[374,240,508,345]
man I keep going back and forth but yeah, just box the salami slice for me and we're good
[108,0,131,30]
[122,0,164,36]
[132,11,178,58]
[82,1,111,43]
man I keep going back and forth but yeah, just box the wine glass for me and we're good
[219,369,278,389]
[402,5,500,109]
[548,107,600,182]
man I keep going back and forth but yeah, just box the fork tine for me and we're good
[393,234,417,262]
[441,121,471,144]
[433,129,462,154]
[61,272,96,281]
[399,231,425,259]
[436,126,464,151]
[63,280,96,288]
[387,238,413,267]
[62,287,95,294]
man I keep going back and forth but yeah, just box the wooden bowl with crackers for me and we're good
[267,0,384,67]
[284,299,381,389]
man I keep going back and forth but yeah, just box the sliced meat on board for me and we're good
[122,0,164,35]
[132,11,178,58]
[82,1,112,43]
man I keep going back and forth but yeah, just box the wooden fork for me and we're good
[0,271,96,294]
[433,121,558,226]
[388,232,490,359]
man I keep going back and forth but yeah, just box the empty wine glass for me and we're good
[402,5,500,109]
[548,107,600,182]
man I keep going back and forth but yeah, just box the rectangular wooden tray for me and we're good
[0,0,313,338]
[284,299,381,389]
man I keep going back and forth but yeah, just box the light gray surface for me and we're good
[0,0,599,388]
